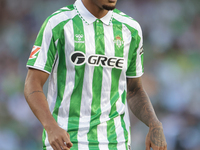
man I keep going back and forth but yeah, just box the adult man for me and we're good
[24,0,167,150]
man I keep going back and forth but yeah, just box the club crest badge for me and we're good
[114,35,124,48]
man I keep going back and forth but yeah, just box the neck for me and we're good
[82,0,109,19]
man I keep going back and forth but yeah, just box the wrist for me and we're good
[149,120,162,128]
[43,120,59,132]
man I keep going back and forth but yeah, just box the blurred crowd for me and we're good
[0,0,200,149]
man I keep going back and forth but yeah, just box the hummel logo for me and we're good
[75,34,84,43]
[75,34,83,41]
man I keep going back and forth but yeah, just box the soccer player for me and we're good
[24,0,167,150]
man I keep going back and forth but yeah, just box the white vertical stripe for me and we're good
[124,102,131,146]
[113,116,126,150]
[47,53,59,113]
[97,122,109,150]
[77,23,95,150]
[100,23,114,120]
[100,24,115,119]
[120,24,131,93]
[57,20,75,130]
[117,141,127,150]
[35,22,52,68]
[45,131,52,150]
[46,39,59,112]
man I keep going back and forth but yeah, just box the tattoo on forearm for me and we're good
[27,90,44,98]
[127,79,158,126]
[150,127,166,147]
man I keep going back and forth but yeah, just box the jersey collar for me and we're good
[74,0,113,25]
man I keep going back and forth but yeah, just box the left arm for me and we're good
[127,77,167,150]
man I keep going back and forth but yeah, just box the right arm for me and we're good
[24,68,73,150]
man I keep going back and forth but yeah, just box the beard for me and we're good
[102,4,116,10]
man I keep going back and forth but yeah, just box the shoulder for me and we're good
[50,4,75,18]
[112,9,142,36]
[43,4,77,29]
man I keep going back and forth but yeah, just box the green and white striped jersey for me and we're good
[27,0,144,149]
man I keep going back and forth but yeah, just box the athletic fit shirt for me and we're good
[27,0,144,149]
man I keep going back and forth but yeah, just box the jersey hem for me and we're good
[26,65,51,74]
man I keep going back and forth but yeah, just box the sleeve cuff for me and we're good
[26,65,51,74]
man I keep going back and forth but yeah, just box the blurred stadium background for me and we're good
[0,0,200,149]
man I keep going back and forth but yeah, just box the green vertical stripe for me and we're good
[121,90,126,105]
[141,53,144,73]
[42,129,47,150]
[51,20,71,121]
[52,29,67,121]
[87,19,104,150]
[43,38,57,73]
[107,20,124,149]
[121,91,129,150]
[67,15,85,149]
[120,114,128,150]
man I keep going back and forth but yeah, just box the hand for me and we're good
[145,124,167,150]
[46,125,73,150]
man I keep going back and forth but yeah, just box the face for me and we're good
[91,0,117,10]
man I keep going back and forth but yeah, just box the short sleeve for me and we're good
[26,18,57,74]
[126,23,144,78]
